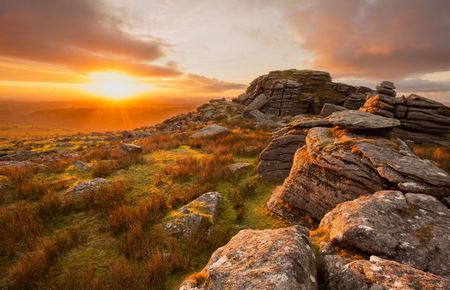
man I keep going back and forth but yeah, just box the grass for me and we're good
[413,144,450,173]
[0,126,287,290]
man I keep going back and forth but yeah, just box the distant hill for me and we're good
[19,107,194,131]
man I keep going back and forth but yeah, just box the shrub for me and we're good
[6,226,83,289]
[0,204,43,257]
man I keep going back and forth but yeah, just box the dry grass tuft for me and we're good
[187,130,271,156]
[138,133,186,153]
[6,226,83,289]
[81,180,128,211]
[0,204,43,257]
[413,145,450,173]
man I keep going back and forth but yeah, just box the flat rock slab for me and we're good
[323,255,450,290]
[120,143,143,153]
[326,110,400,130]
[180,226,317,290]
[228,162,252,174]
[165,192,221,238]
[320,191,450,278]
[190,125,230,138]
[66,178,109,195]
[320,103,347,117]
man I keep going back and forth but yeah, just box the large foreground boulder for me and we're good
[320,191,450,278]
[180,226,317,290]
[165,192,221,238]
[268,126,450,220]
[323,255,450,290]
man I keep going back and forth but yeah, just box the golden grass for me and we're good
[413,145,450,173]
[6,226,83,289]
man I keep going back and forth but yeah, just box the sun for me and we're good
[83,71,151,100]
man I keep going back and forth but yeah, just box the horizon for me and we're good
[1,0,450,104]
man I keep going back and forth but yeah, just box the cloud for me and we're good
[154,74,246,93]
[285,0,450,79]
[397,78,450,93]
[0,0,180,77]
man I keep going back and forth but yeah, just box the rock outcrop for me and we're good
[180,226,317,290]
[361,81,450,140]
[235,69,362,117]
[320,190,450,278]
[323,255,450,290]
[268,124,450,220]
[165,192,221,238]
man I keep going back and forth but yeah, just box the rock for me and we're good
[228,162,252,174]
[74,160,90,171]
[326,110,401,130]
[165,192,221,238]
[120,143,143,154]
[190,125,230,138]
[257,134,306,179]
[320,103,347,117]
[323,255,450,290]
[66,178,109,195]
[244,93,268,111]
[268,127,450,220]
[180,226,317,290]
[235,69,357,117]
[320,190,450,278]
[242,109,269,122]
[390,127,450,147]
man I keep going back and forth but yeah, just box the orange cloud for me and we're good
[0,0,180,77]
[285,0,450,78]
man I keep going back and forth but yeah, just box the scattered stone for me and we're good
[326,110,401,130]
[74,160,90,171]
[120,143,143,154]
[165,192,221,238]
[320,103,347,117]
[190,125,230,138]
[228,162,252,174]
[269,127,450,220]
[320,190,450,278]
[180,226,317,290]
[323,255,450,290]
[66,178,109,195]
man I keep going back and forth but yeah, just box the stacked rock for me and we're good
[361,81,450,135]
[360,81,396,118]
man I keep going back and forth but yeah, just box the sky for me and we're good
[0,0,450,103]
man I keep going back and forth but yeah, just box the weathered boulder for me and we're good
[179,226,317,290]
[326,110,401,130]
[120,143,143,153]
[165,192,221,238]
[234,69,358,117]
[66,178,109,195]
[257,134,306,179]
[323,255,450,290]
[228,162,252,174]
[190,125,230,138]
[268,127,450,220]
[320,190,450,278]
[320,103,347,117]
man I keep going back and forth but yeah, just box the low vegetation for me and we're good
[0,126,285,289]
[413,145,450,173]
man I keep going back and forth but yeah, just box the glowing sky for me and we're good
[0,0,449,102]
